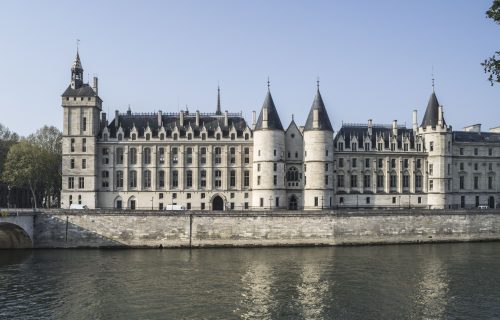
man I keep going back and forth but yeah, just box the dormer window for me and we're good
[103,134,108,141]
[338,142,344,151]
[244,133,249,140]
[216,133,221,140]
[118,134,123,141]
[364,142,370,151]
[145,133,150,141]
[159,133,165,140]
[391,143,396,151]
[187,133,192,140]
[231,133,235,140]
[352,143,357,151]
[131,133,136,141]
[173,133,178,140]
[201,133,206,140]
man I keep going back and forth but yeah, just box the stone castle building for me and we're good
[61,52,500,210]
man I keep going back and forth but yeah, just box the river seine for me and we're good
[1,243,499,319]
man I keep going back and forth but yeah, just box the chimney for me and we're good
[438,106,443,127]
[102,112,106,123]
[392,120,398,136]
[195,110,200,127]
[224,110,228,127]
[412,110,418,132]
[368,119,373,136]
[252,111,256,126]
[114,110,119,127]
[157,110,162,127]
[179,110,184,127]
[93,77,98,96]
[313,109,319,128]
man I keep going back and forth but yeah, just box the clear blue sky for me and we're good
[0,0,499,136]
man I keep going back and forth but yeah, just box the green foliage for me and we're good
[0,123,19,177]
[483,0,500,85]
[1,126,62,208]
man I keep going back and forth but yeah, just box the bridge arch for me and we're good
[0,222,33,249]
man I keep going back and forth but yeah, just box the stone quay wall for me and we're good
[31,209,500,248]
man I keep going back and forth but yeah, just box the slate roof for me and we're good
[103,112,250,139]
[304,89,333,131]
[334,124,417,149]
[255,91,284,131]
[61,84,98,97]
[453,131,500,143]
[421,92,446,127]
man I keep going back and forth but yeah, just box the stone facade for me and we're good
[60,52,500,210]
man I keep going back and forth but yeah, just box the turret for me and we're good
[302,85,334,210]
[418,89,452,209]
[252,85,286,210]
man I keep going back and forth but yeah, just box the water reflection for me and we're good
[414,249,449,319]
[0,250,32,267]
[297,263,329,319]
[239,262,276,320]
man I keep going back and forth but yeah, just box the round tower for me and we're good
[303,87,334,210]
[417,90,452,209]
[252,88,286,210]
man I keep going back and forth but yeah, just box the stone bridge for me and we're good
[0,211,35,249]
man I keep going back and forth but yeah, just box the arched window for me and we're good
[244,133,249,140]
[286,167,300,186]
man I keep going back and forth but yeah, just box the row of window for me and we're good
[337,141,423,152]
[337,174,423,189]
[67,177,85,189]
[337,158,423,169]
[101,170,251,189]
[459,162,496,171]
[111,132,251,142]
[459,147,496,156]
[459,176,496,190]
[101,146,251,166]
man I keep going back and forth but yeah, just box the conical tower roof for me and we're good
[420,91,445,127]
[304,89,333,131]
[72,51,83,71]
[255,90,284,130]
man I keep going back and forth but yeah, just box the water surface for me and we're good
[1,243,499,319]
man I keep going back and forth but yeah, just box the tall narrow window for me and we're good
[172,170,179,188]
[129,170,137,188]
[158,148,165,165]
[214,147,222,164]
[143,170,151,188]
[230,147,236,164]
[200,170,207,188]
[172,147,178,164]
[70,138,75,152]
[82,117,87,132]
[244,147,250,164]
[186,170,193,188]
[101,171,109,188]
[116,148,124,165]
[244,170,250,187]
[215,170,222,188]
[82,138,87,152]
[116,171,123,188]
[143,148,151,164]
[230,170,236,187]
[158,170,165,188]
[200,147,207,164]
[129,148,137,165]
[186,148,193,164]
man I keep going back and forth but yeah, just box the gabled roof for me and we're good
[61,84,97,97]
[72,51,82,71]
[421,91,445,127]
[304,89,333,131]
[255,90,284,130]
[453,131,500,143]
[334,124,416,149]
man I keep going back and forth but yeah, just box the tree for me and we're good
[2,141,46,209]
[0,123,19,177]
[482,0,500,85]
[27,126,62,207]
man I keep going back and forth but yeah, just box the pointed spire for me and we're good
[255,87,284,131]
[70,44,84,89]
[304,86,333,131]
[421,90,445,127]
[216,85,222,115]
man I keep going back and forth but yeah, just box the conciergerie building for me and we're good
[61,52,500,210]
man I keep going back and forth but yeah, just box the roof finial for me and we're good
[76,39,80,53]
[317,76,320,90]
[292,114,294,121]
[216,84,221,115]
[431,66,435,92]
[267,76,270,91]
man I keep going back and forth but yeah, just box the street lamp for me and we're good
[269,196,273,210]
[7,185,11,209]
[321,196,324,210]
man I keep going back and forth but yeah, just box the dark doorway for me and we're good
[489,196,495,209]
[289,195,298,210]
[130,200,136,210]
[212,196,224,211]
